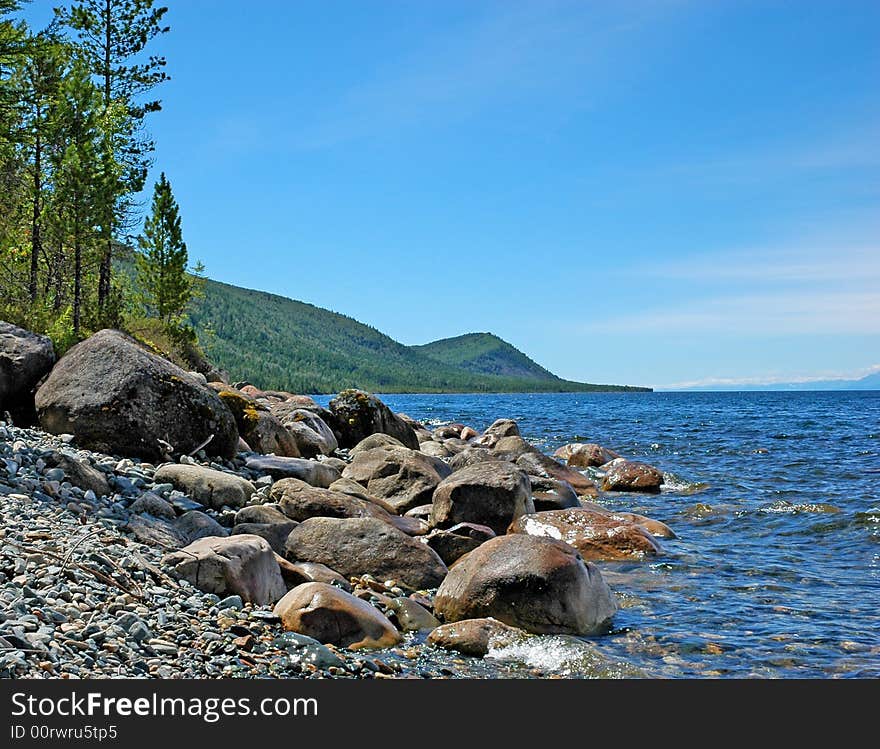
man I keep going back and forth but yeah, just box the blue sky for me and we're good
[22,1,880,388]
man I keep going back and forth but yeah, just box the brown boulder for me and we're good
[162,535,286,605]
[349,433,405,455]
[474,418,521,447]
[528,476,580,511]
[211,386,300,457]
[273,582,401,650]
[579,501,676,539]
[386,597,440,632]
[508,509,663,561]
[424,522,496,566]
[419,441,453,459]
[278,409,339,457]
[328,389,419,449]
[433,423,466,439]
[601,459,664,493]
[234,503,290,525]
[270,478,390,523]
[434,534,617,635]
[515,451,598,497]
[274,555,352,591]
[554,443,620,468]
[448,447,499,472]
[342,445,451,514]
[284,516,448,590]
[430,462,533,535]
[427,617,526,657]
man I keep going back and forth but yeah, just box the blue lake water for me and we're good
[317,391,880,678]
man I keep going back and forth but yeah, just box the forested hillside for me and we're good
[189,278,652,394]
[414,333,560,380]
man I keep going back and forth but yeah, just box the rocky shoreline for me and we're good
[1,322,675,679]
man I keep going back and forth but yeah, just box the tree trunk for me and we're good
[73,203,81,337]
[98,238,111,309]
[28,115,42,303]
[97,0,113,311]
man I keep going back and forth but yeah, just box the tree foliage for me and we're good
[0,0,179,354]
[136,171,200,333]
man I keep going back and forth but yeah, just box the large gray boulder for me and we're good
[154,464,255,510]
[35,330,237,460]
[430,462,534,535]
[0,321,55,422]
[434,534,617,636]
[162,534,287,605]
[342,445,451,514]
[328,389,419,449]
[284,516,448,591]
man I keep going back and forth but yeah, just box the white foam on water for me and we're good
[486,635,639,677]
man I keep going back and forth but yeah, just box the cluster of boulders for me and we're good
[1,322,676,666]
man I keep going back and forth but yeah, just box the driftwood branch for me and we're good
[188,434,214,456]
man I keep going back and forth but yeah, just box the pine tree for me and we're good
[51,56,103,337]
[55,0,169,311]
[136,172,195,332]
[16,31,67,302]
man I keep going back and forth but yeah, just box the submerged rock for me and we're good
[601,459,664,493]
[554,443,620,468]
[428,617,526,657]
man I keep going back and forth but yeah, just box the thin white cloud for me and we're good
[639,241,880,285]
[585,289,880,336]
[661,364,880,390]
[287,0,688,150]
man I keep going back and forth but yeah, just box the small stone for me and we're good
[218,595,244,611]
[128,622,152,643]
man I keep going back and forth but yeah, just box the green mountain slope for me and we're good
[186,277,651,394]
[413,333,560,380]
